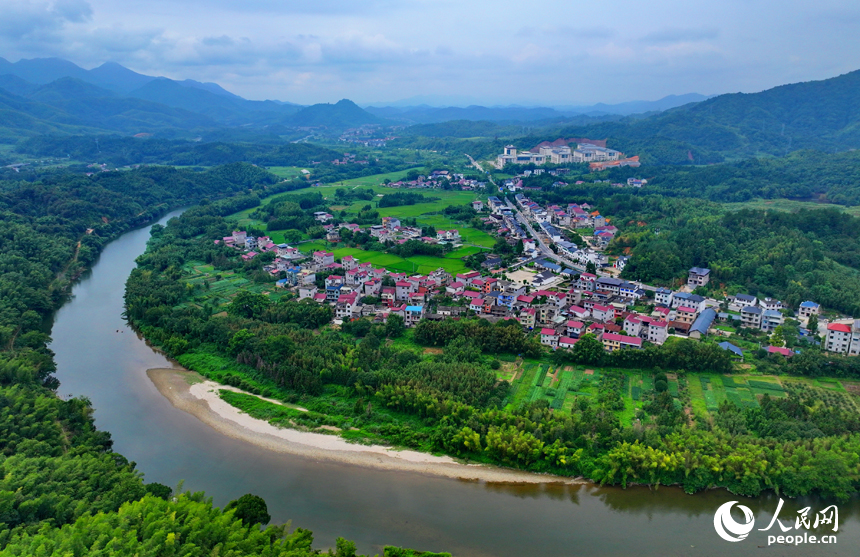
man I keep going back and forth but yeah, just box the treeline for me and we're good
[17,135,342,168]
[0,165,420,554]
[550,334,734,374]
[378,192,438,208]
[610,149,860,205]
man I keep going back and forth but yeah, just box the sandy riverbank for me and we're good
[147,367,581,484]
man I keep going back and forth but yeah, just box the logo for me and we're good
[713,499,839,546]
[714,501,756,542]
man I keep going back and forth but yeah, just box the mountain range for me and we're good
[0,57,713,138]
[364,94,712,123]
[1,57,859,164]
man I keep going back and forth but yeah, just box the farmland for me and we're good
[225,171,495,274]
[294,242,471,274]
[502,359,860,425]
[176,261,290,310]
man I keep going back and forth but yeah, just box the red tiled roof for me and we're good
[602,333,642,346]
[828,323,852,333]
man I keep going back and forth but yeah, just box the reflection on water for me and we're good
[48,210,856,557]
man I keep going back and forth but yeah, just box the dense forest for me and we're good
[0,165,433,555]
[124,204,860,499]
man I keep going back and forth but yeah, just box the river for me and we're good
[49,209,858,556]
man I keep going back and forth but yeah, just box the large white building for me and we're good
[497,143,622,168]
[495,145,546,168]
[571,144,622,163]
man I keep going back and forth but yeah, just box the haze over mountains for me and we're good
[0,57,710,133]
[1,57,859,165]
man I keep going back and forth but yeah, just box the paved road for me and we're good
[502,197,666,293]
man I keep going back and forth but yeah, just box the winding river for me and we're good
[49,209,858,556]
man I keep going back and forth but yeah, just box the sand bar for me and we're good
[148,367,581,484]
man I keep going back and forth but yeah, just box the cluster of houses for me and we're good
[223,224,854,360]
[382,171,487,191]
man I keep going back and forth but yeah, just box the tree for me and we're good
[224,493,271,526]
[771,326,786,348]
[807,314,819,337]
[571,333,605,365]
[385,314,406,338]
[585,261,597,275]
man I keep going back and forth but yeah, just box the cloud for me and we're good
[640,27,719,44]
[0,0,92,40]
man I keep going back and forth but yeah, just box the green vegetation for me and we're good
[0,163,440,555]
[125,203,860,500]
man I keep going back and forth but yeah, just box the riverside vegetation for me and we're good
[0,164,446,556]
[125,198,860,501]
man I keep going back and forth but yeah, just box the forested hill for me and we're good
[542,69,860,164]
[0,165,442,554]
[17,135,342,167]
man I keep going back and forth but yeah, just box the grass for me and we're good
[295,243,470,274]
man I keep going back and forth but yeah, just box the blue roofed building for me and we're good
[689,308,717,339]
[718,341,744,360]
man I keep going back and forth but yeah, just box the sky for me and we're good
[3,0,860,106]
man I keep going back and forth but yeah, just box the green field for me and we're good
[296,243,469,275]
[267,166,305,179]
[177,261,290,309]
[503,365,859,424]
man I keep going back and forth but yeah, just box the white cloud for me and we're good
[1,0,859,105]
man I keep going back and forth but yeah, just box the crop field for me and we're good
[295,243,469,275]
[502,364,860,425]
[176,261,289,309]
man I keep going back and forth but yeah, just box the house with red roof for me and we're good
[566,320,585,337]
[767,346,793,357]
[600,332,642,352]
[558,336,578,349]
[395,281,415,301]
[825,322,855,354]
[592,304,615,323]
[540,328,560,349]
[518,307,536,329]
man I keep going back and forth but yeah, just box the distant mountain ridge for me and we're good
[364,93,713,123]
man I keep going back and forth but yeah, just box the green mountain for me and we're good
[549,69,860,163]
[0,78,216,140]
[288,99,383,128]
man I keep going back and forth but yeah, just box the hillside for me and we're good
[288,99,384,128]
[546,70,860,163]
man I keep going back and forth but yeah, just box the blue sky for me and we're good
[3,0,860,105]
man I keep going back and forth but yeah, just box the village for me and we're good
[217,184,855,361]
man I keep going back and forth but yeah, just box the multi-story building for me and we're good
[571,144,622,163]
[404,305,425,327]
[676,306,698,325]
[654,287,673,307]
[741,306,763,329]
[687,267,711,288]
[761,309,784,333]
[826,323,853,354]
[540,328,560,349]
[798,301,820,319]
